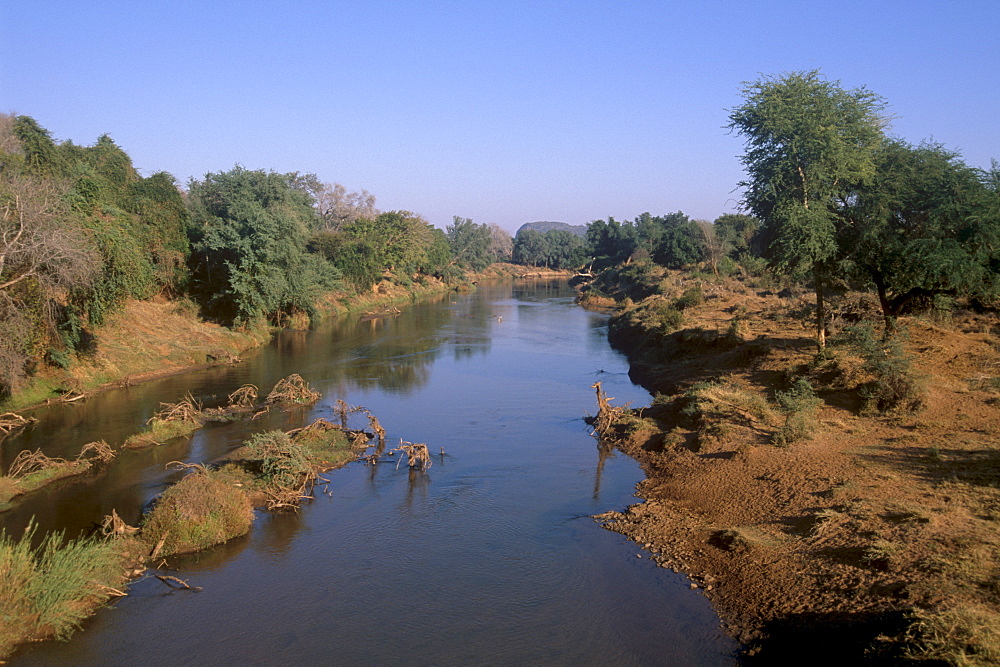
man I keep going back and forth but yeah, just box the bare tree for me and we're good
[0,174,98,395]
[314,183,378,231]
[696,219,727,276]
[0,175,98,295]
[487,223,513,262]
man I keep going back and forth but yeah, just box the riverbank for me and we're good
[585,265,1000,664]
[0,373,383,659]
[1,266,573,414]
[0,277,458,413]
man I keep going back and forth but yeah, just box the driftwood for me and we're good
[166,461,210,475]
[155,575,202,591]
[265,374,320,405]
[227,384,258,408]
[6,448,68,478]
[78,440,115,464]
[100,509,138,537]
[0,412,37,438]
[590,381,630,438]
[391,440,432,471]
[150,393,202,423]
[149,534,168,560]
[367,413,386,445]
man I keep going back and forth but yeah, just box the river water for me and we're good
[7,280,738,665]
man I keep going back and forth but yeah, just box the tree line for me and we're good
[510,70,999,350]
[4,71,997,397]
[0,115,512,399]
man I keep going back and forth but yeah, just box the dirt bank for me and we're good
[2,276,473,412]
[589,269,1000,664]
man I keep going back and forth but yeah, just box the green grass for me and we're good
[0,462,93,506]
[123,417,203,448]
[0,523,129,658]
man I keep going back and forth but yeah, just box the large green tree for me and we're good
[187,167,334,324]
[447,217,493,272]
[843,139,1000,329]
[729,70,889,348]
[651,211,704,269]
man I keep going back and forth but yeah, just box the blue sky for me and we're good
[2,1,998,232]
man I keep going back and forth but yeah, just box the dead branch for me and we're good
[227,384,258,408]
[77,440,115,464]
[0,412,37,436]
[390,439,432,471]
[335,398,363,427]
[150,393,202,423]
[265,374,321,405]
[166,461,209,475]
[590,381,629,438]
[366,412,386,445]
[155,575,202,591]
[149,534,168,560]
[287,418,340,437]
[100,509,138,537]
[6,448,68,478]
[97,584,128,597]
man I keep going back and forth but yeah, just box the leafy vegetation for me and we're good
[0,115,520,402]
[0,523,129,656]
[140,467,254,557]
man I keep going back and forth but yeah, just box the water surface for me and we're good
[10,281,738,665]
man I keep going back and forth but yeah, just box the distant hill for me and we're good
[515,221,588,238]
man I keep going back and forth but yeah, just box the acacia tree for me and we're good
[729,70,889,348]
[843,139,1000,330]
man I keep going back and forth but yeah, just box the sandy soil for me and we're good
[591,274,1000,663]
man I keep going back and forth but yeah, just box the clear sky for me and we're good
[2,1,997,232]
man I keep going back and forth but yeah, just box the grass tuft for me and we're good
[0,522,128,658]
[140,469,253,557]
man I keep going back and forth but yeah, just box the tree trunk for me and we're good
[814,267,826,351]
[874,276,896,339]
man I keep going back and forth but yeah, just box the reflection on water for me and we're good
[10,280,738,666]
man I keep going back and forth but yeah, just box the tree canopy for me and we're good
[729,69,890,347]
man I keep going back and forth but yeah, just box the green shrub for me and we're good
[673,283,704,310]
[772,377,822,446]
[141,470,253,556]
[243,430,311,488]
[844,324,924,414]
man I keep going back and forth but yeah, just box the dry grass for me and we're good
[906,604,1000,665]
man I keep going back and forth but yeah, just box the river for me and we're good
[7,280,738,665]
